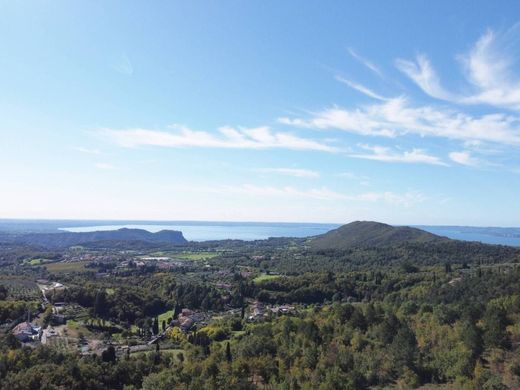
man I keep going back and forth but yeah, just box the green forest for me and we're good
[1,223,520,389]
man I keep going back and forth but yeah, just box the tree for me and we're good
[483,305,508,348]
[42,305,53,327]
[93,290,108,318]
[173,303,181,319]
[225,342,232,362]
[462,320,483,360]
[390,325,418,370]
[102,345,116,363]
[401,262,419,273]
[152,317,159,335]
[0,284,7,300]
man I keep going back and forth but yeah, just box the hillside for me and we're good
[309,221,445,250]
[0,228,187,249]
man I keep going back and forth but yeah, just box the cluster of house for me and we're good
[62,252,118,262]
[117,258,184,271]
[171,308,207,332]
[118,260,147,268]
[12,303,67,343]
[248,301,296,321]
[51,302,67,324]
[12,321,42,342]
[41,327,59,344]
[37,280,66,304]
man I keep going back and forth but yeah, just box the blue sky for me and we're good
[1,1,520,225]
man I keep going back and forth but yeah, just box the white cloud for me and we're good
[335,172,371,185]
[95,163,117,170]
[208,184,346,201]
[348,48,383,77]
[336,171,357,179]
[279,97,520,145]
[335,76,388,101]
[397,26,520,111]
[396,54,456,101]
[103,125,337,152]
[459,27,520,110]
[352,191,427,207]
[75,147,101,155]
[204,184,425,207]
[449,150,481,167]
[111,53,134,76]
[257,168,320,178]
[351,144,447,166]
[279,104,397,137]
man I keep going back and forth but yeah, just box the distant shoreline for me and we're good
[1,219,519,246]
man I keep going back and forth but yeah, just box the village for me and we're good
[9,272,298,358]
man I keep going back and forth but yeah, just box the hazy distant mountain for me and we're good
[309,221,445,250]
[0,228,187,249]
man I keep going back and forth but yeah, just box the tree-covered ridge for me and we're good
[0,228,187,249]
[309,221,445,250]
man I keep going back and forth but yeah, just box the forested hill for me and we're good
[0,228,187,249]
[309,221,446,250]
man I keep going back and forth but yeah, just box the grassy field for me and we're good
[253,274,281,283]
[175,251,220,261]
[27,259,43,265]
[44,261,90,273]
[147,250,221,261]
[26,258,57,266]
[132,348,184,361]
[158,309,174,324]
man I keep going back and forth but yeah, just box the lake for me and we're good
[58,221,520,246]
[59,221,340,241]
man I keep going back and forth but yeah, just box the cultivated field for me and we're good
[0,277,41,300]
[44,261,90,273]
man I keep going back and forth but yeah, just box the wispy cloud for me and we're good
[256,168,320,178]
[279,104,397,137]
[397,26,520,111]
[459,27,520,110]
[95,163,117,170]
[75,146,101,155]
[279,97,520,145]
[396,54,455,101]
[335,171,371,186]
[352,144,447,166]
[102,125,338,152]
[111,53,134,76]
[352,191,427,207]
[204,184,425,206]
[335,76,389,101]
[449,150,482,167]
[208,184,346,201]
[348,48,383,77]
[335,171,357,179]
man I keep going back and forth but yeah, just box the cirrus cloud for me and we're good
[256,168,320,178]
[102,125,338,152]
[351,144,447,166]
[279,96,520,145]
[203,184,426,207]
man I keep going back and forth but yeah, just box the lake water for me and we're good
[58,221,520,246]
[60,222,340,241]
[417,226,520,247]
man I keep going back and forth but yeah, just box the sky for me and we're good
[1,1,520,226]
